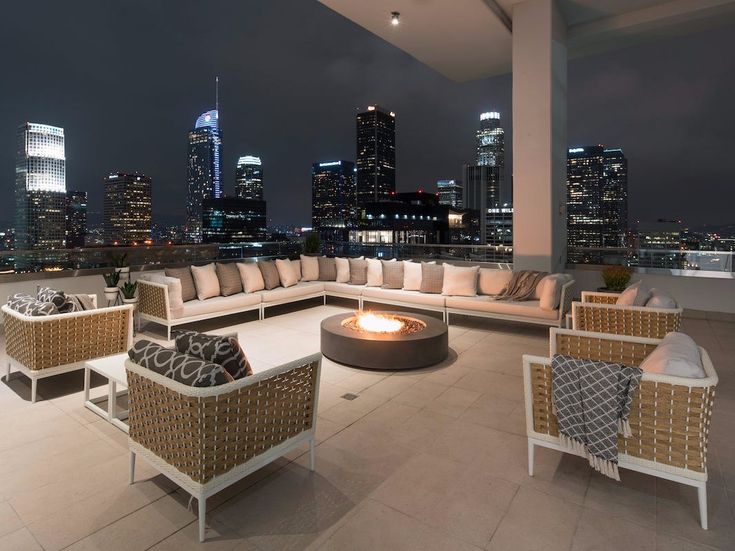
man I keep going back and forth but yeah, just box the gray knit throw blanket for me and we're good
[551,354,643,480]
[495,270,547,301]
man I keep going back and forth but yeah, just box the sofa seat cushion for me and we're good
[260,282,325,303]
[176,293,261,319]
[445,296,558,320]
[362,287,445,308]
[324,281,364,296]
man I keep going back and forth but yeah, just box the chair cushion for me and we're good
[362,287,445,308]
[324,281,364,296]
[646,288,677,309]
[237,262,265,293]
[381,259,403,289]
[165,267,197,302]
[300,255,319,281]
[175,330,252,379]
[366,258,383,287]
[7,293,59,316]
[318,257,337,281]
[37,287,76,313]
[215,263,242,296]
[420,262,444,294]
[275,258,298,288]
[191,264,221,300]
[177,293,261,319]
[445,296,559,320]
[616,280,651,306]
[639,332,705,378]
[478,269,512,296]
[139,274,184,315]
[441,265,479,297]
[349,258,368,285]
[258,260,281,290]
[128,340,232,387]
[335,257,350,283]
[260,282,325,303]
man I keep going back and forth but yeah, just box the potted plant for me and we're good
[601,265,632,292]
[303,232,321,255]
[112,252,129,275]
[121,281,138,304]
[103,271,120,302]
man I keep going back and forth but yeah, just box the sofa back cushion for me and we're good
[318,256,337,281]
[420,262,444,294]
[7,293,59,316]
[535,274,570,311]
[366,258,383,287]
[335,257,350,283]
[646,288,677,309]
[139,274,184,315]
[300,255,319,281]
[381,259,403,289]
[164,267,197,302]
[175,330,252,379]
[441,264,479,296]
[37,287,77,313]
[191,263,221,300]
[237,262,265,293]
[478,269,512,296]
[275,258,298,288]
[258,260,281,290]
[348,258,368,285]
[616,280,651,307]
[639,332,705,378]
[290,259,302,281]
[215,263,242,296]
[128,340,233,387]
[402,261,423,291]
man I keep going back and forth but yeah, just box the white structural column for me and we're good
[512,0,568,272]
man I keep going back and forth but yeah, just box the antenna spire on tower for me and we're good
[215,76,219,112]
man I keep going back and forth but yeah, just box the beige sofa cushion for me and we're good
[191,263,220,300]
[442,264,479,296]
[165,267,197,302]
[349,258,368,285]
[639,332,705,378]
[138,274,184,317]
[445,296,558,320]
[366,258,383,287]
[300,255,319,281]
[258,261,281,290]
[291,259,302,281]
[275,258,298,288]
[177,293,261,319]
[324,281,363,296]
[402,261,423,291]
[237,262,265,293]
[646,288,677,309]
[261,282,324,303]
[216,263,243,296]
[318,257,337,281]
[420,262,444,294]
[478,269,512,296]
[335,257,350,283]
[381,259,403,289]
[362,287,445,308]
[534,274,570,311]
[617,280,651,306]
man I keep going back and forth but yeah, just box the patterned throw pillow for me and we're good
[128,340,233,387]
[215,263,242,296]
[419,262,444,294]
[7,293,59,316]
[175,330,252,379]
[348,258,368,285]
[318,257,337,281]
[37,287,76,313]
[258,260,281,290]
[381,259,403,289]
[165,267,197,302]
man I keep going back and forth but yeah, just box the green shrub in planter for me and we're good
[601,266,632,292]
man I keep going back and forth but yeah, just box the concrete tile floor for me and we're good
[0,297,733,550]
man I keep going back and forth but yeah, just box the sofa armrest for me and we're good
[137,280,171,321]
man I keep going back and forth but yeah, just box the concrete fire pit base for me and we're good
[320,312,448,370]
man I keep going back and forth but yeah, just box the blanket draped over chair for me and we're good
[495,270,547,301]
[551,354,643,480]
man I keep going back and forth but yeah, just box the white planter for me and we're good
[104,287,119,302]
[122,297,138,305]
[116,266,130,275]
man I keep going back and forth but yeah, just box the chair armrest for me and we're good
[137,280,171,321]
[581,291,620,304]
[571,301,682,338]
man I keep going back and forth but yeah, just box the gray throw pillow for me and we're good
[318,257,337,281]
[7,293,59,316]
[175,330,252,379]
[258,260,281,290]
[381,260,404,289]
[128,340,232,387]
[420,262,444,294]
[348,258,368,285]
[37,287,76,313]
[215,263,242,296]
[165,267,197,302]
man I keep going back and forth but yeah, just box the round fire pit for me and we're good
[320,311,448,370]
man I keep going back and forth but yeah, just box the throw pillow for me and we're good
[335,257,350,283]
[165,267,197,302]
[7,293,59,316]
[616,280,651,307]
[639,332,705,378]
[290,259,302,281]
[37,287,76,313]
[478,269,513,295]
[366,258,383,287]
[402,261,423,291]
[419,262,444,294]
[300,255,319,281]
[537,274,569,311]
[441,265,479,296]
[381,259,403,289]
[237,262,265,293]
[258,260,281,290]
[215,263,242,296]
[646,288,677,309]
[348,258,368,285]
[128,340,232,387]
[175,330,252,379]
[275,258,298,287]
[191,263,221,300]
[138,274,184,315]
[318,256,337,281]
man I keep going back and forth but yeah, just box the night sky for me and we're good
[1,1,734,228]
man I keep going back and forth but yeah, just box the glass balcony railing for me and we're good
[322,241,513,265]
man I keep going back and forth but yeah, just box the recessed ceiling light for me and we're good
[390,11,400,26]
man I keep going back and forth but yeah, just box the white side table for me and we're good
[84,353,130,433]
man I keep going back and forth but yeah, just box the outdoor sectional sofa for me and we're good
[137,260,575,340]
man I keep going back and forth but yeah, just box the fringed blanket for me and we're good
[495,270,547,301]
[551,354,643,480]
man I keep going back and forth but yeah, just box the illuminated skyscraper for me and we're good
[235,156,263,200]
[312,160,356,241]
[15,123,67,250]
[187,109,222,242]
[437,179,463,208]
[103,172,152,245]
[65,190,87,248]
[356,105,395,204]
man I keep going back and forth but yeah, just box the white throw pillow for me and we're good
[138,274,184,316]
[403,260,428,291]
[616,280,651,306]
[646,288,677,309]
[335,257,350,283]
[366,258,383,287]
[275,258,298,288]
[478,269,513,295]
[537,274,569,311]
[190,263,220,300]
[639,332,705,378]
[441,265,479,296]
[290,259,302,281]
[300,255,319,282]
[237,262,265,293]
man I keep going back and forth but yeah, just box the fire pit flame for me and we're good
[355,312,404,333]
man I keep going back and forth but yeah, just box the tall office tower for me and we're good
[65,190,87,248]
[356,105,395,204]
[567,146,629,261]
[187,109,222,242]
[103,172,152,245]
[202,196,267,243]
[462,164,499,244]
[437,179,463,208]
[15,123,67,250]
[476,111,506,199]
[312,161,356,241]
[235,156,264,200]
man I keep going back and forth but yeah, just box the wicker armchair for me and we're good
[571,290,683,338]
[2,303,134,402]
[127,352,322,542]
[523,328,717,528]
